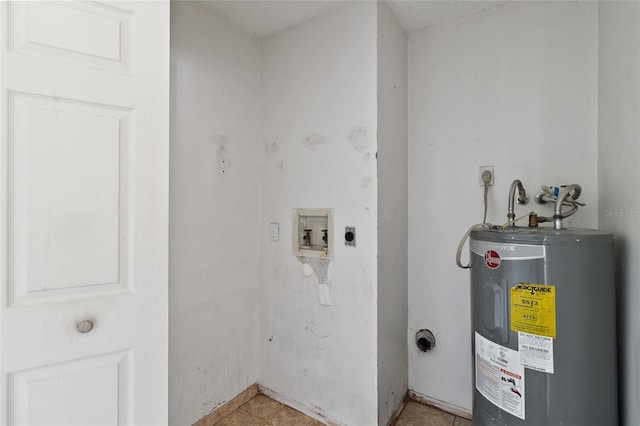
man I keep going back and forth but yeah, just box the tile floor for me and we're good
[214,394,472,426]
[395,401,471,426]
[215,394,322,425]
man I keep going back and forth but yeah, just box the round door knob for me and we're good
[77,320,94,334]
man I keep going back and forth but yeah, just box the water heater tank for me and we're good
[469,227,617,426]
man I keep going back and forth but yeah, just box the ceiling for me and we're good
[388,1,512,34]
[201,1,514,38]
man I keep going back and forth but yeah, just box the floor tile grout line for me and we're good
[246,410,269,425]
[238,397,286,424]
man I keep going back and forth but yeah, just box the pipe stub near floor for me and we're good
[415,329,436,352]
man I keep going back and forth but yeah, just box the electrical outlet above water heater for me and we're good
[292,208,333,259]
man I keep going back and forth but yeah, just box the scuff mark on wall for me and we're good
[635,339,640,421]
[275,266,288,281]
[304,308,337,339]
[303,133,327,150]
[361,152,374,164]
[348,126,373,152]
[264,141,284,169]
[212,134,231,173]
[304,323,332,339]
[264,141,280,155]
[216,145,230,174]
[361,177,373,197]
[264,141,284,170]
[313,405,327,420]
[200,367,209,411]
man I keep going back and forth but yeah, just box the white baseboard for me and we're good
[258,385,346,426]
[408,390,472,420]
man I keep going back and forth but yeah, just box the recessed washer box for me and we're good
[292,208,333,259]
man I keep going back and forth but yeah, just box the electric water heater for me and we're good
[469,227,617,426]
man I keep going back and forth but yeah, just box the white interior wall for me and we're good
[407,1,598,412]
[258,2,379,425]
[169,3,261,425]
[377,3,408,425]
[598,3,640,425]
[168,2,628,425]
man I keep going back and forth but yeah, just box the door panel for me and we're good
[9,350,132,425]
[8,1,132,73]
[9,92,133,305]
[0,1,169,424]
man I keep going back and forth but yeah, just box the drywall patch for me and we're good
[298,257,330,284]
[302,133,327,150]
[348,126,373,152]
[297,256,333,306]
[316,284,332,306]
[302,263,314,277]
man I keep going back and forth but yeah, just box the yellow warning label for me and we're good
[511,284,556,339]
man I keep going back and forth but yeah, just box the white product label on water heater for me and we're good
[518,332,554,374]
[475,332,525,419]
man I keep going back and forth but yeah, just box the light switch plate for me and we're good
[269,223,279,242]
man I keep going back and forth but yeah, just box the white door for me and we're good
[0,1,169,424]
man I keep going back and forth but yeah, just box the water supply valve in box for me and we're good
[293,208,333,259]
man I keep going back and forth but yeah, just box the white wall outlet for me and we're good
[345,227,356,246]
[269,223,279,242]
[479,166,494,186]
